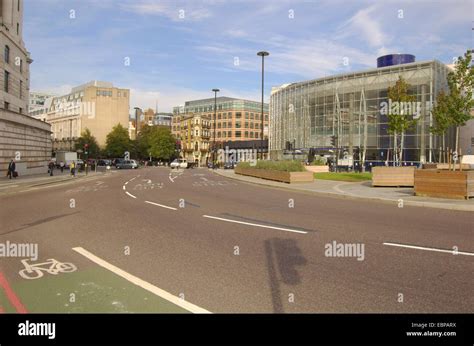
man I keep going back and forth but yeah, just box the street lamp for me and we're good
[257,51,269,160]
[134,107,141,140]
[212,88,220,168]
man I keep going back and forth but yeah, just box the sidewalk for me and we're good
[0,170,103,195]
[213,169,474,212]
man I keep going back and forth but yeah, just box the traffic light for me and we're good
[330,135,338,147]
[84,143,89,155]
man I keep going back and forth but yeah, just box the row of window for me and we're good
[4,70,23,99]
[4,45,23,72]
[96,90,128,97]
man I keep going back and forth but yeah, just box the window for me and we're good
[250,132,254,138]
[235,112,242,119]
[4,71,9,92]
[18,0,20,11]
[235,122,241,128]
[19,59,22,73]
[16,23,19,35]
[228,131,232,137]
[4,45,10,63]
[118,91,121,97]
[245,122,249,128]
[19,80,22,99]
[250,123,254,129]
[245,131,249,137]
[218,113,221,119]
[123,92,127,97]
[4,101,9,110]
[245,112,249,119]
[96,90,101,96]
[19,107,22,114]
[235,131,241,138]
[228,121,232,127]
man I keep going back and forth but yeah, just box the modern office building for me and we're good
[172,97,269,143]
[154,112,172,128]
[0,0,52,176]
[269,55,453,163]
[31,81,130,150]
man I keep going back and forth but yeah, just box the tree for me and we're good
[105,124,131,158]
[431,90,451,162]
[75,128,100,158]
[149,127,176,161]
[446,50,474,153]
[386,76,416,165]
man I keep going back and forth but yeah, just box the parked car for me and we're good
[170,159,188,169]
[223,161,235,169]
[116,160,138,169]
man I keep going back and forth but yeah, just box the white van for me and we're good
[170,159,188,169]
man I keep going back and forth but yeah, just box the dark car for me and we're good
[223,162,235,169]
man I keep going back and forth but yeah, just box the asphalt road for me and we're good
[0,167,472,313]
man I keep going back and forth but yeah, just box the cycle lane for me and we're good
[0,246,192,313]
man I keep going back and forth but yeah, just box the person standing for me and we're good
[60,161,64,173]
[7,160,16,179]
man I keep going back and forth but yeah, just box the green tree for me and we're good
[75,128,100,158]
[149,127,176,161]
[105,124,131,158]
[135,125,155,159]
[446,50,474,153]
[386,76,416,165]
[431,90,451,162]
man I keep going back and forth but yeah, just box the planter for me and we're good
[436,163,471,170]
[305,165,329,173]
[235,166,313,183]
[414,170,474,200]
[372,166,415,187]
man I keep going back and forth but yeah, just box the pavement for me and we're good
[213,169,474,212]
[0,166,472,313]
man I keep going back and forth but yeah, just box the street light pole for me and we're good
[257,51,269,160]
[212,88,220,168]
[134,107,141,140]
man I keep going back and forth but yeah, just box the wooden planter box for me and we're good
[414,170,474,200]
[305,165,329,173]
[235,166,313,183]
[436,163,471,170]
[372,166,415,187]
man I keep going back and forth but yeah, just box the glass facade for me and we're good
[269,60,453,163]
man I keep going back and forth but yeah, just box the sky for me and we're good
[24,0,472,112]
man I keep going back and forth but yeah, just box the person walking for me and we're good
[70,161,76,177]
[60,161,64,173]
[48,161,55,176]
[7,160,16,179]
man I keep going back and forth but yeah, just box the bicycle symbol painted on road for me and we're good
[19,258,77,280]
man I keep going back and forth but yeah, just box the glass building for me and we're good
[269,59,453,163]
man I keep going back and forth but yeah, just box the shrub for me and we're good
[237,160,305,172]
[311,157,326,166]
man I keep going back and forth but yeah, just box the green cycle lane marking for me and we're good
[0,267,189,313]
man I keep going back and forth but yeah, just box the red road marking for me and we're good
[0,271,27,313]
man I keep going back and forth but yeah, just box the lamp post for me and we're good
[212,88,220,168]
[134,107,141,140]
[257,51,269,160]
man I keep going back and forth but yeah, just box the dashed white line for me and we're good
[383,242,474,256]
[72,246,210,313]
[145,200,177,211]
[124,181,128,185]
[125,192,136,199]
[202,215,307,234]
[122,186,126,190]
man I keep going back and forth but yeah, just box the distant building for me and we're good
[29,91,55,113]
[31,81,130,150]
[0,0,52,176]
[172,97,269,143]
[174,113,212,166]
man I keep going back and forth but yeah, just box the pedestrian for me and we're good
[70,161,76,177]
[60,161,64,173]
[48,161,55,176]
[7,159,16,179]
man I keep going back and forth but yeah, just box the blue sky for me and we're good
[24,0,472,112]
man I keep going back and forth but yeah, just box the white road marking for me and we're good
[122,186,126,190]
[145,200,177,211]
[125,192,136,199]
[168,175,175,183]
[124,181,128,185]
[383,242,474,256]
[72,247,210,313]
[202,215,307,234]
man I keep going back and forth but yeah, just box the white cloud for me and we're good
[337,5,387,47]
[120,1,212,21]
